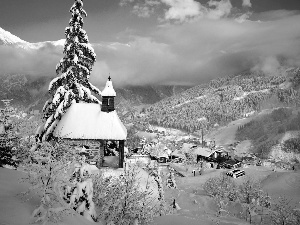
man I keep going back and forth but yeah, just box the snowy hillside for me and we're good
[0,27,28,45]
[0,26,64,49]
[147,68,300,133]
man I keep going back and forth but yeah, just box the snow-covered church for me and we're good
[52,77,127,168]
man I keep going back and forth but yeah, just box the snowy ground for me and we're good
[205,117,252,146]
[1,164,299,225]
[151,165,300,225]
[0,165,159,225]
[0,168,95,225]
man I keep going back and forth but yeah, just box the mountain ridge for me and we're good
[0,73,190,111]
[0,27,28,45]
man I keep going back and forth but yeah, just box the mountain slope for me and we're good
[115,85,190,105]
[0,27,65,49]
[146,67,300,133]
[0,74,52,109]
[0,27,28,45]
[0,73,189,111]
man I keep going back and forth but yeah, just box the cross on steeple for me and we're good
[108,75,111,81]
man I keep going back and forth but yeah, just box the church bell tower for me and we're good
[101,76,116,112]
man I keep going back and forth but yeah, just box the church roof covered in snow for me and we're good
[53,102,127,140]
[101,77,116,97]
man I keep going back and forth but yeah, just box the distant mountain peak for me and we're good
[0,27,28,45]
[0,27,66,50]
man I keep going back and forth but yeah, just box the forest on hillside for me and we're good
[236,107,300,157]
[147,69,300,133]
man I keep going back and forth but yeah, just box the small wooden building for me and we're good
[193,146,229,163]
[52,77,127,168]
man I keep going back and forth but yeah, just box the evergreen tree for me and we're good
[39,0,101,141]
[0,100,18,169]
[0,146,18,169]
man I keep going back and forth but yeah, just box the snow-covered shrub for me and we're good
[22,141,79,224]
[93,166,159,225]
[213,195,229,217]
[64,159,97,222]
[270,196,299,225]
[204,174,270,206]
[166,167,177,189]
[238,178,270,207]
[184,151,197,165]
[203,174,238,201]
[144,164,173,216]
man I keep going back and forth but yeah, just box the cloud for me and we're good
[251,56,281,76]
[235,11,252,23]
[242,0,252,8]
[161,0,203,22]
[1,9,300,88]
[132,5,153,18]
[252,10,300,21]
[119,0,135,7]
[121,0,251,22]
[90,12,300,86]
[206,0,232,20]
[120,0,161,18]
[0,44,61,76]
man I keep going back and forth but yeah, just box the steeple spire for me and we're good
[101,76,116,112]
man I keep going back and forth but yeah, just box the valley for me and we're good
[1,5,300,224]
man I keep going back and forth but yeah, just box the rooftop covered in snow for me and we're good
[101,76,116,97]
[192,147,213,157]
[53,102,127,140]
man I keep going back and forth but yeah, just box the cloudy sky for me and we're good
[1,0,300,87]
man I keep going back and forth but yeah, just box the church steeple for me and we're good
[101,76,116,112]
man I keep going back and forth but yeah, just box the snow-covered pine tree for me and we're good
[0,100,18,169]
[39,0,101,141]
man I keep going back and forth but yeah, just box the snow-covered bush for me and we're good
[64,158,97,222]
[184,151,197,165]
[270,196,299,225]
[213,195,229,217]
[23,140,99,223]
[144,164,173,216]
[166,167,177,189]
[203,174,238,201]
[204,174,271,206]
[238,178,270,207]
[22,141,79,224]
[93,166,159,225]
